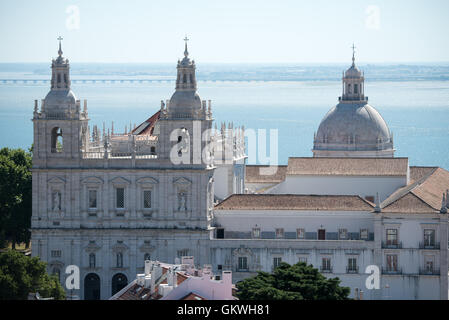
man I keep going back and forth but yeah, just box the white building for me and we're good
[31,40,449,300]
[109,256,235,300]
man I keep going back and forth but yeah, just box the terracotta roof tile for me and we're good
[382,167,449,213]
[286,157,409,176]
[409,166,438,183]
[245,165,287,183]
[132,110,161,135]
[181,292,207,300]
[214,194,374,211]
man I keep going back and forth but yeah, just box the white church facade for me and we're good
[31,39,449,300]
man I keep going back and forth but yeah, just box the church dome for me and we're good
[169,90,202,113]
[44,89,77,109]
[314,102,393,151]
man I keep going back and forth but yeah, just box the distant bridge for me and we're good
[0,79,227,84]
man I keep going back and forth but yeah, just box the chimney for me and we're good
[222,271,232,297]
[144,260,152,275]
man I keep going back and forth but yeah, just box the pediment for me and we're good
[112,242,129,252]
[136,177,159,185]
[109,176,131,185]
[173,177,192,186]
[47,176,66,185]
[81,176,104,185]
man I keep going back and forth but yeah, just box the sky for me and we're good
[0,0,448,63]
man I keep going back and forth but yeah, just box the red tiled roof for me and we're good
[181,292,207,300]
[382,167,449,213]
[286,157,409,176]
[132,110,161,135]
[245,165,287,183]
[214,194,374,211]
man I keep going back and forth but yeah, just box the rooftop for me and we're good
[286,157,409,176]
[215,194,375,211]
[382,167,449,214]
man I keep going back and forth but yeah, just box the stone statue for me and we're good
[178,192,187,211]
[52,191,61,211]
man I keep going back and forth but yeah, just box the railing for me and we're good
[346,266,359,274]
[419,242,440,250]
[381,267,402,275]
[382,241,402,249]
[320,266,333,273]
[82,152,157,160]
[419,268,440,276]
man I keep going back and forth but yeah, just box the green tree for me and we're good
[0,249,66,300]
[236,262,350,300]
[0,147,32,248]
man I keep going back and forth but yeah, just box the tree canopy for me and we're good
[0,147,32,248]
[236,262,351,300]
[0,249,66,300]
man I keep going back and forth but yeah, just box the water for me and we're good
[0,63,448,169]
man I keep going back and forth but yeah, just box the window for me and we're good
[424,256,434,272]
[318,229,326,240]
[273,257,282,269]
[347,258,357,273]
[386,229,398,246]
[298,257,307,264]
[354,84,358,94]
[217,265,223,271]
[424,229,435,247]
[115,188,125,209]
[143,190,152,209]
[177,249,189,258]
[89,253,96,268]
[51,127,63,153]
[238,257,248,271]
[338,228,348,240]
[150,146,156,154]
[296,228,305,239]
[252,228,261,239]
[386,254,398,272]
[216,228,224,239]
[321,258,331,272]
[275,228,284,239]
[51,250,61,258]
[360,229,369,240]
[88,190,97,209]
[116,253,123,268]
[144,253,151,261]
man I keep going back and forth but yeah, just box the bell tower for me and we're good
[157,37,213,167]
[32,37,89,166]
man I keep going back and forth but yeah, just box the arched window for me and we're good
[51,127,63,153]
[116,252,123,268]
[84,273,101,300]
[347,83,351,94]
[111,273,128,296]
[354,84,358,94]
[57,74,61,83]
[189,74,193,83]
[183,74,187,83]
[89,253,96,268]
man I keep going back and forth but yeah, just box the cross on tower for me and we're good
[57,36,63,56]
[351,43,356,64]
[183,35,189,57]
